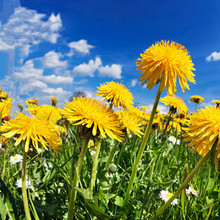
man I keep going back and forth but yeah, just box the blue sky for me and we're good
[0,0,220,115]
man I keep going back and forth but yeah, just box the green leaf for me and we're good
[75,187,115,219]
[115,196,123,207]
[0,178,17,220]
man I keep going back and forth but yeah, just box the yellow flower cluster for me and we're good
[183,106,220,169]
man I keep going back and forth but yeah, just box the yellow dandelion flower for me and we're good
[190,95,204,104]
[140,106,148,111]
[0,91,8,100]
[151,118,161,131]
[27,105,65,133]
[116,111,144,137]
[96,81,133,109]
[160,95,188,113]
[0,97,12,118]
[27,105,62,124]
[63,97,124,142]
[212,100,220,108]
[1,113,62,153]
[26,98,38,106]
[168,120,182,135]
[183,106,220,169]
[137,40,195,95]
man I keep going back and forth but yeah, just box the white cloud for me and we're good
[73,57,102,77]
[145,104,168,114]
[131,79,138,87]
[206,52,220,62]
[40,74,73,84]
[42,87,71,96]
[0,7,62,57]
[13,60,43,79]
[30,80,48,89]
[68,39,94,54]
[98,64,122,79]
[43,51,67,68]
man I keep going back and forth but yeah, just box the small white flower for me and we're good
[16,178,32,189]
[128,134,132,138]
[186,187,199,196]
[159,190,178,205]
[10,154,23,164]
[168,136,180,145]
[44,162,53,168]
[90,150,96,157]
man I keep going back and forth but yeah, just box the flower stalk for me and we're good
[67,137,90,220]
[90,140,101,194]
[105,142,118,172]
[22,150,32,220]
[123,83,162,206]
[149,138,218,220]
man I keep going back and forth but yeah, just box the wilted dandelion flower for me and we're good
[160,95,188,114]
[183,106,220,169]
[63,97,124,142]
[159,190,178,205]
[18,104,23,112]
[137,40,195,95]
[96,81,133,109]
[190,95,204,104]
[186,186,199,196]
[1,113,62,153]
[10,154,23,164]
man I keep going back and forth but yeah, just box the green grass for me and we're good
[0,125,219,219]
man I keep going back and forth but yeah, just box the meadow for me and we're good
[0,40,220,220]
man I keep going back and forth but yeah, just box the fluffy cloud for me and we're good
[73,57,102,77]
[0,7,62,57]
[98,64,122,79]
[30,80,48,89]
[131,79,138,87]
[206,52,220,62]
[40,74,73,84]
[42,87,71,96]
[145,104,168,114]
[68,39,94,54]
[43,51,67,68]
[13,60,43,79]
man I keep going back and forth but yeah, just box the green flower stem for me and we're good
[105,142,118,171]
[67,137,90,220]
[22,150,32,220]
[160,112,172,139]
[149,140,217,220]
[89,140,102,193]
[123,84,162,206]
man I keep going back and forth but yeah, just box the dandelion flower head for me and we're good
[190,95,204,104]
[160,95,188,113]
[183,105,220,169]
[137,40,195,95]
[116,110,144,138]
[63,97,124,142]
[96,81,133,109]
[212,100,220,108]
[1,112,62,153]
